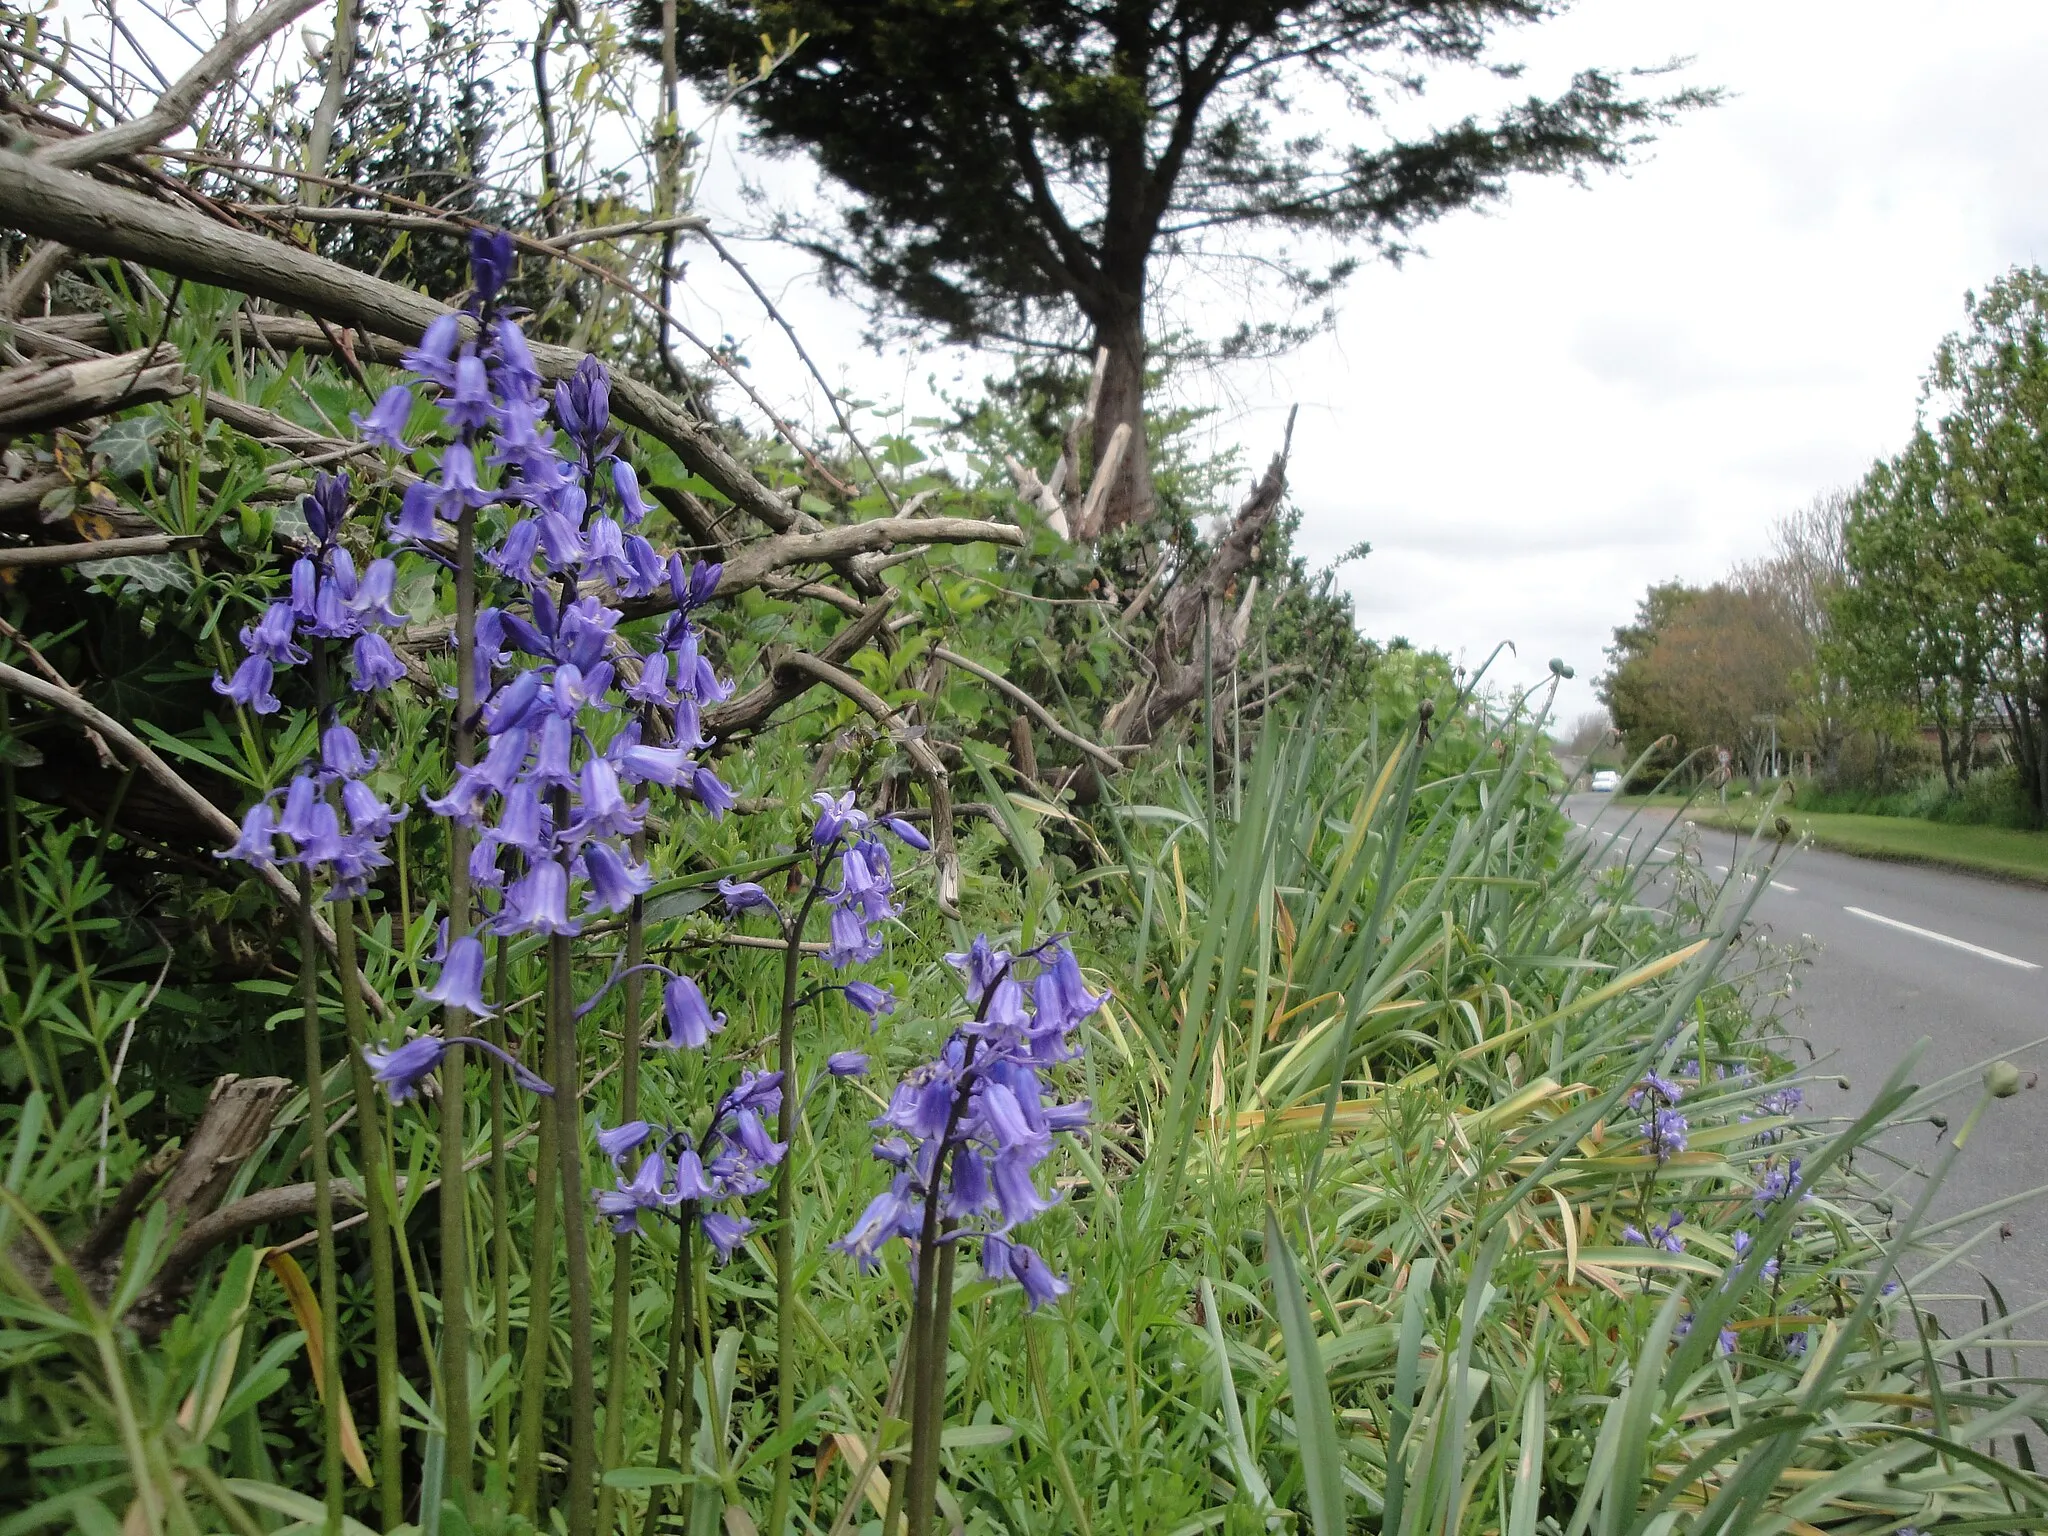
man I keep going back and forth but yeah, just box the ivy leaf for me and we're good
[80,555,192,594]
[90,416,164,479]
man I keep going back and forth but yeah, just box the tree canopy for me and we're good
[653,0,1707,528]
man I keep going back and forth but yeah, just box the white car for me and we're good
[1589,769,1620,793]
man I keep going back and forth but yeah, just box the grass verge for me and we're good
[1620,794,2048,884]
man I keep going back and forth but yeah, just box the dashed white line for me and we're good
[1714,863,1798,893]
[1843,907,2039,970]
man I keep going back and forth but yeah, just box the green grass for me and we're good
[1621,793,2048,883]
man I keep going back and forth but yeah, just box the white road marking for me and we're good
[1714,863,1798,893]
[1843,907,2039,970]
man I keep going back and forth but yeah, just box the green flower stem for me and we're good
[333,899,404,1529]
[595,860,648,1536]
[511,1031,558,1521]
[551,925,597,1536]
[640,1206,696,1536]
[767,870,827,1536]
[294,869,344,1536]
[440,500,480,1516]
[489,936,514,1468]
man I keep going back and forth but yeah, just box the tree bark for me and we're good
[1085,312,1154,536]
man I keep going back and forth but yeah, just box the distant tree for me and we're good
[1600,579,1698,776]
[1928,268,2048,819]
[1829,268,2048,818]
[1600,581,1804,782]
[1832,429,1996,792]
[1736,491,1850,779]
[653,0,1708,531]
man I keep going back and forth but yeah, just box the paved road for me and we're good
[1567,793,2048,1311]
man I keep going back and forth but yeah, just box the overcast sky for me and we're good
[673,0,2048,725]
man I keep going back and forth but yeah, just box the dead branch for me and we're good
[1072,421,1130,543]
[0,241,71,319]
[41,0,326,171]
[775,649,961,914]
[0,532,202,568]
[702,594,897,745]
[1103,406,1296,749]
[0,347,192,435]
[930,645,1125,773]
[0,659,384,1012]
[0,148,796,540]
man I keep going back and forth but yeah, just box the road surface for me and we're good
[1567,793,2048,1312]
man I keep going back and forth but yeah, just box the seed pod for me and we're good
[1986,1061,2022,1099]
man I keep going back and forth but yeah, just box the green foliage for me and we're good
[1833,266,2048,822]
[645,0,1706,363]
[3,269,2040,1536]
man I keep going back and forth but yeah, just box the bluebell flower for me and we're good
[499,860,579,936]
[844,980,895,1018]
[352,384,415,451]
[401,313,463,389]
[595,1148,671,1235]
[1643,1105,1690,1161]
[241,602,307,665]
[469,228,517,303]
[1623,1211,1685,1253]
[220,799,279,867]
[580,840,652,916]
[880,816,930,851]
[718,877,777,916]
[827,1051,869,1077]
[303,471,351,543]
[421,933,493,1017]
[213,654,281,713]
[699,1211,753,1263]
[363,1032,552,1103]
[351,632,406,692]
[596,1120,652,1165]
[654,973,725,1050]
[1629,1072,1683,1109]
[555,356,612,451]
[837,938,1091,1306]
[1753,1158,1804,1216]
[341,778,406,840]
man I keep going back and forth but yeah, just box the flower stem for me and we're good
[767,871,827,1536]
[596,866,647,1536]
[334,899,404,1529]
[295,869,344,1536]
[641,1206,696,1536]
[489,937,513,1468]
[439,501,480,1516]
[908,1235,960,1536]
[511,1026,558,1520]
[551,926,597,1536]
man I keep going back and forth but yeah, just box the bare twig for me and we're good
[0,147,799,540]
[42,0,325,170]
[931,646,1125,773]
[0,659,384,1012]
[0,347,192,434]
[776,651,961,914]
[1073,421,1130,543]
[0,533,202,569]
[0,242,71,319]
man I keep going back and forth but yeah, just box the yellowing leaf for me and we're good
[264,1249,374,1487]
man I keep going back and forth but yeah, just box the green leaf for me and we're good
[1265,1206,1345,1536]
[91,415,163,478]
[601,1467,689,1489]
[80,554,192,594]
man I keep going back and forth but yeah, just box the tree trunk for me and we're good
[1084,311,1154,537]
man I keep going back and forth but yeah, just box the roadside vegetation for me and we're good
[5,4,2048,1535]
[1599,267,2048,833]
